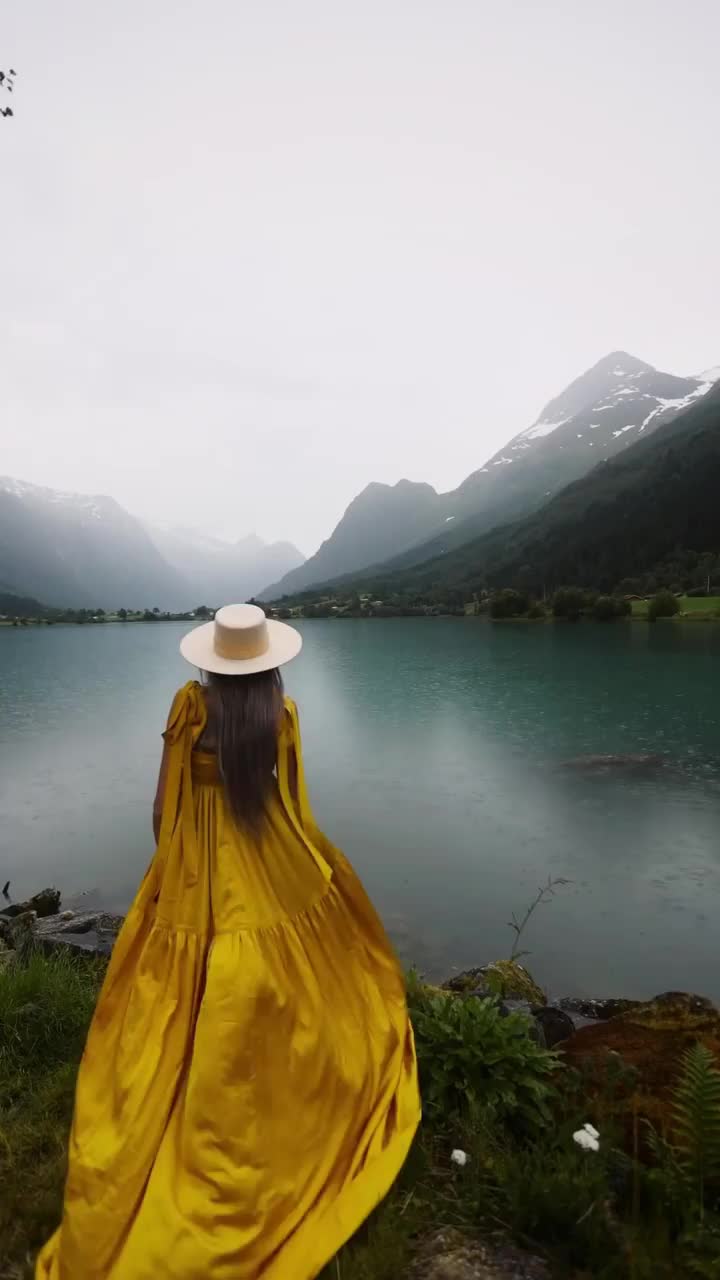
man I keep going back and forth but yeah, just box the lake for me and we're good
[1,619,719,1000]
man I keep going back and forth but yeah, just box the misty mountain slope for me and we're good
[360,380,720,597]
[265,352,718,599]
[0,590,54,617]
[150,526,304,606]
[364,352,719,576]
[0,477,186,609]
[260,479,447,599]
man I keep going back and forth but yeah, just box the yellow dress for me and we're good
[37,682,420,1280]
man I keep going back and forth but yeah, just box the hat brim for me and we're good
[179,617,302,675]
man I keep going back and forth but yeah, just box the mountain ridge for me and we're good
[283,380,720,602]
[264,351,718,599]
[0,477,304,610]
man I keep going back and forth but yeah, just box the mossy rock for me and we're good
[410,1228,549,1279]
[562,991,720,1145]
[443,961,544,1004]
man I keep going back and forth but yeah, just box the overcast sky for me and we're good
[2,1,719,554]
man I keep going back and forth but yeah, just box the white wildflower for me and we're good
[450,1148,469,1167]
[573,1123,600,1152]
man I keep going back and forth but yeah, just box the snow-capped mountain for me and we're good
[0,476,306,611]
[0,476,187,609]
[504,351,717,461]
[452,352,718,517]
[377,351,720,578]
[264,351,719,597]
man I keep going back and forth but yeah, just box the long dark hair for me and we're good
[204,668,284,831]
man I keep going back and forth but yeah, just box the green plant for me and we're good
[593,595,631,621]
[0,952,103,1078]
[642,1043,720,1275]
[672,1044,720,1217]
[407,982,559,1129]
[648,589,680,621]
[551,587,586,620]
[489,588,529,619]
[507,875,571,963]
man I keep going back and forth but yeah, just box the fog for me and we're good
[2,0,719,552]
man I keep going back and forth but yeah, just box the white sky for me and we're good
[2,0,719,554]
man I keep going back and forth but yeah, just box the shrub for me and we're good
[527,602,546,620]
[407,982,559,1129]
[552,587,586,620]
[648,590,681,622]
[489,589,529,619]
[592,595,631,622]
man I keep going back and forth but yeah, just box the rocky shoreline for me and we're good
[3,888,720,1279]
[3,888,717,1060]
[0,886,123,964]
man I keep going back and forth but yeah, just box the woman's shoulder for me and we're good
[280,694,299,734]
[169,679,202,710]
[163,681,206,741]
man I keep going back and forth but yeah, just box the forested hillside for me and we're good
[279,383,720,603]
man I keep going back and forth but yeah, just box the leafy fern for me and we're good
[671,1044,720,1217]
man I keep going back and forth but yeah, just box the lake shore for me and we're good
[3,904,720,1280]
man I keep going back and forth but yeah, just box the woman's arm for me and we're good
[152,741,171,844]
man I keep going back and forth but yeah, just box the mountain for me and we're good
[0,476,305,611]
[264,352,719,599]
[477,380,720,595]
[149,525,304,606]
[0,590,54,617]
[260,479,448,599]
[357,352,720,578]
[0,477,187,610]
[327,380,720,599]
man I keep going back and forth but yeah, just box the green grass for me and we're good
[4,954,720,1279]
[678,594,720,615]
[631,595,720,619]
[0,953,105,1278]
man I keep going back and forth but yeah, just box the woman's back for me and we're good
[37,607,420,1280]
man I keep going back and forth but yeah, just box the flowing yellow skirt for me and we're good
[37,687,420,1279]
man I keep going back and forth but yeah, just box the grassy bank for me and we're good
[0,953,105,1279]
[2,956,720,1279]
[631,594,720,620]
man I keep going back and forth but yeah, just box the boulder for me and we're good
[410,1229,549,1279]
[35,910,124,958]
[531,1005,576,1048]
[561,991,720,1137]
[0,896,123,960]
[0,886,61,920]
[559,996,641,1022]
[561,753,666,772]
[443,962,545,1004]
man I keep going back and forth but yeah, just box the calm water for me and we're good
[1,620,719,1000]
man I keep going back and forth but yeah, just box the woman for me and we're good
[37,603,420,1280]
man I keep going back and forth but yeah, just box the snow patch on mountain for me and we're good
[0,475,110,520]
[639,375,717,431]
[520,415,570,441]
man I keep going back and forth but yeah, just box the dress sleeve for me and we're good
[162,682,202,744]
[156,682,206,885]
[277,698,317,831]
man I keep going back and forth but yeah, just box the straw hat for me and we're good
[180,603,302,675]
